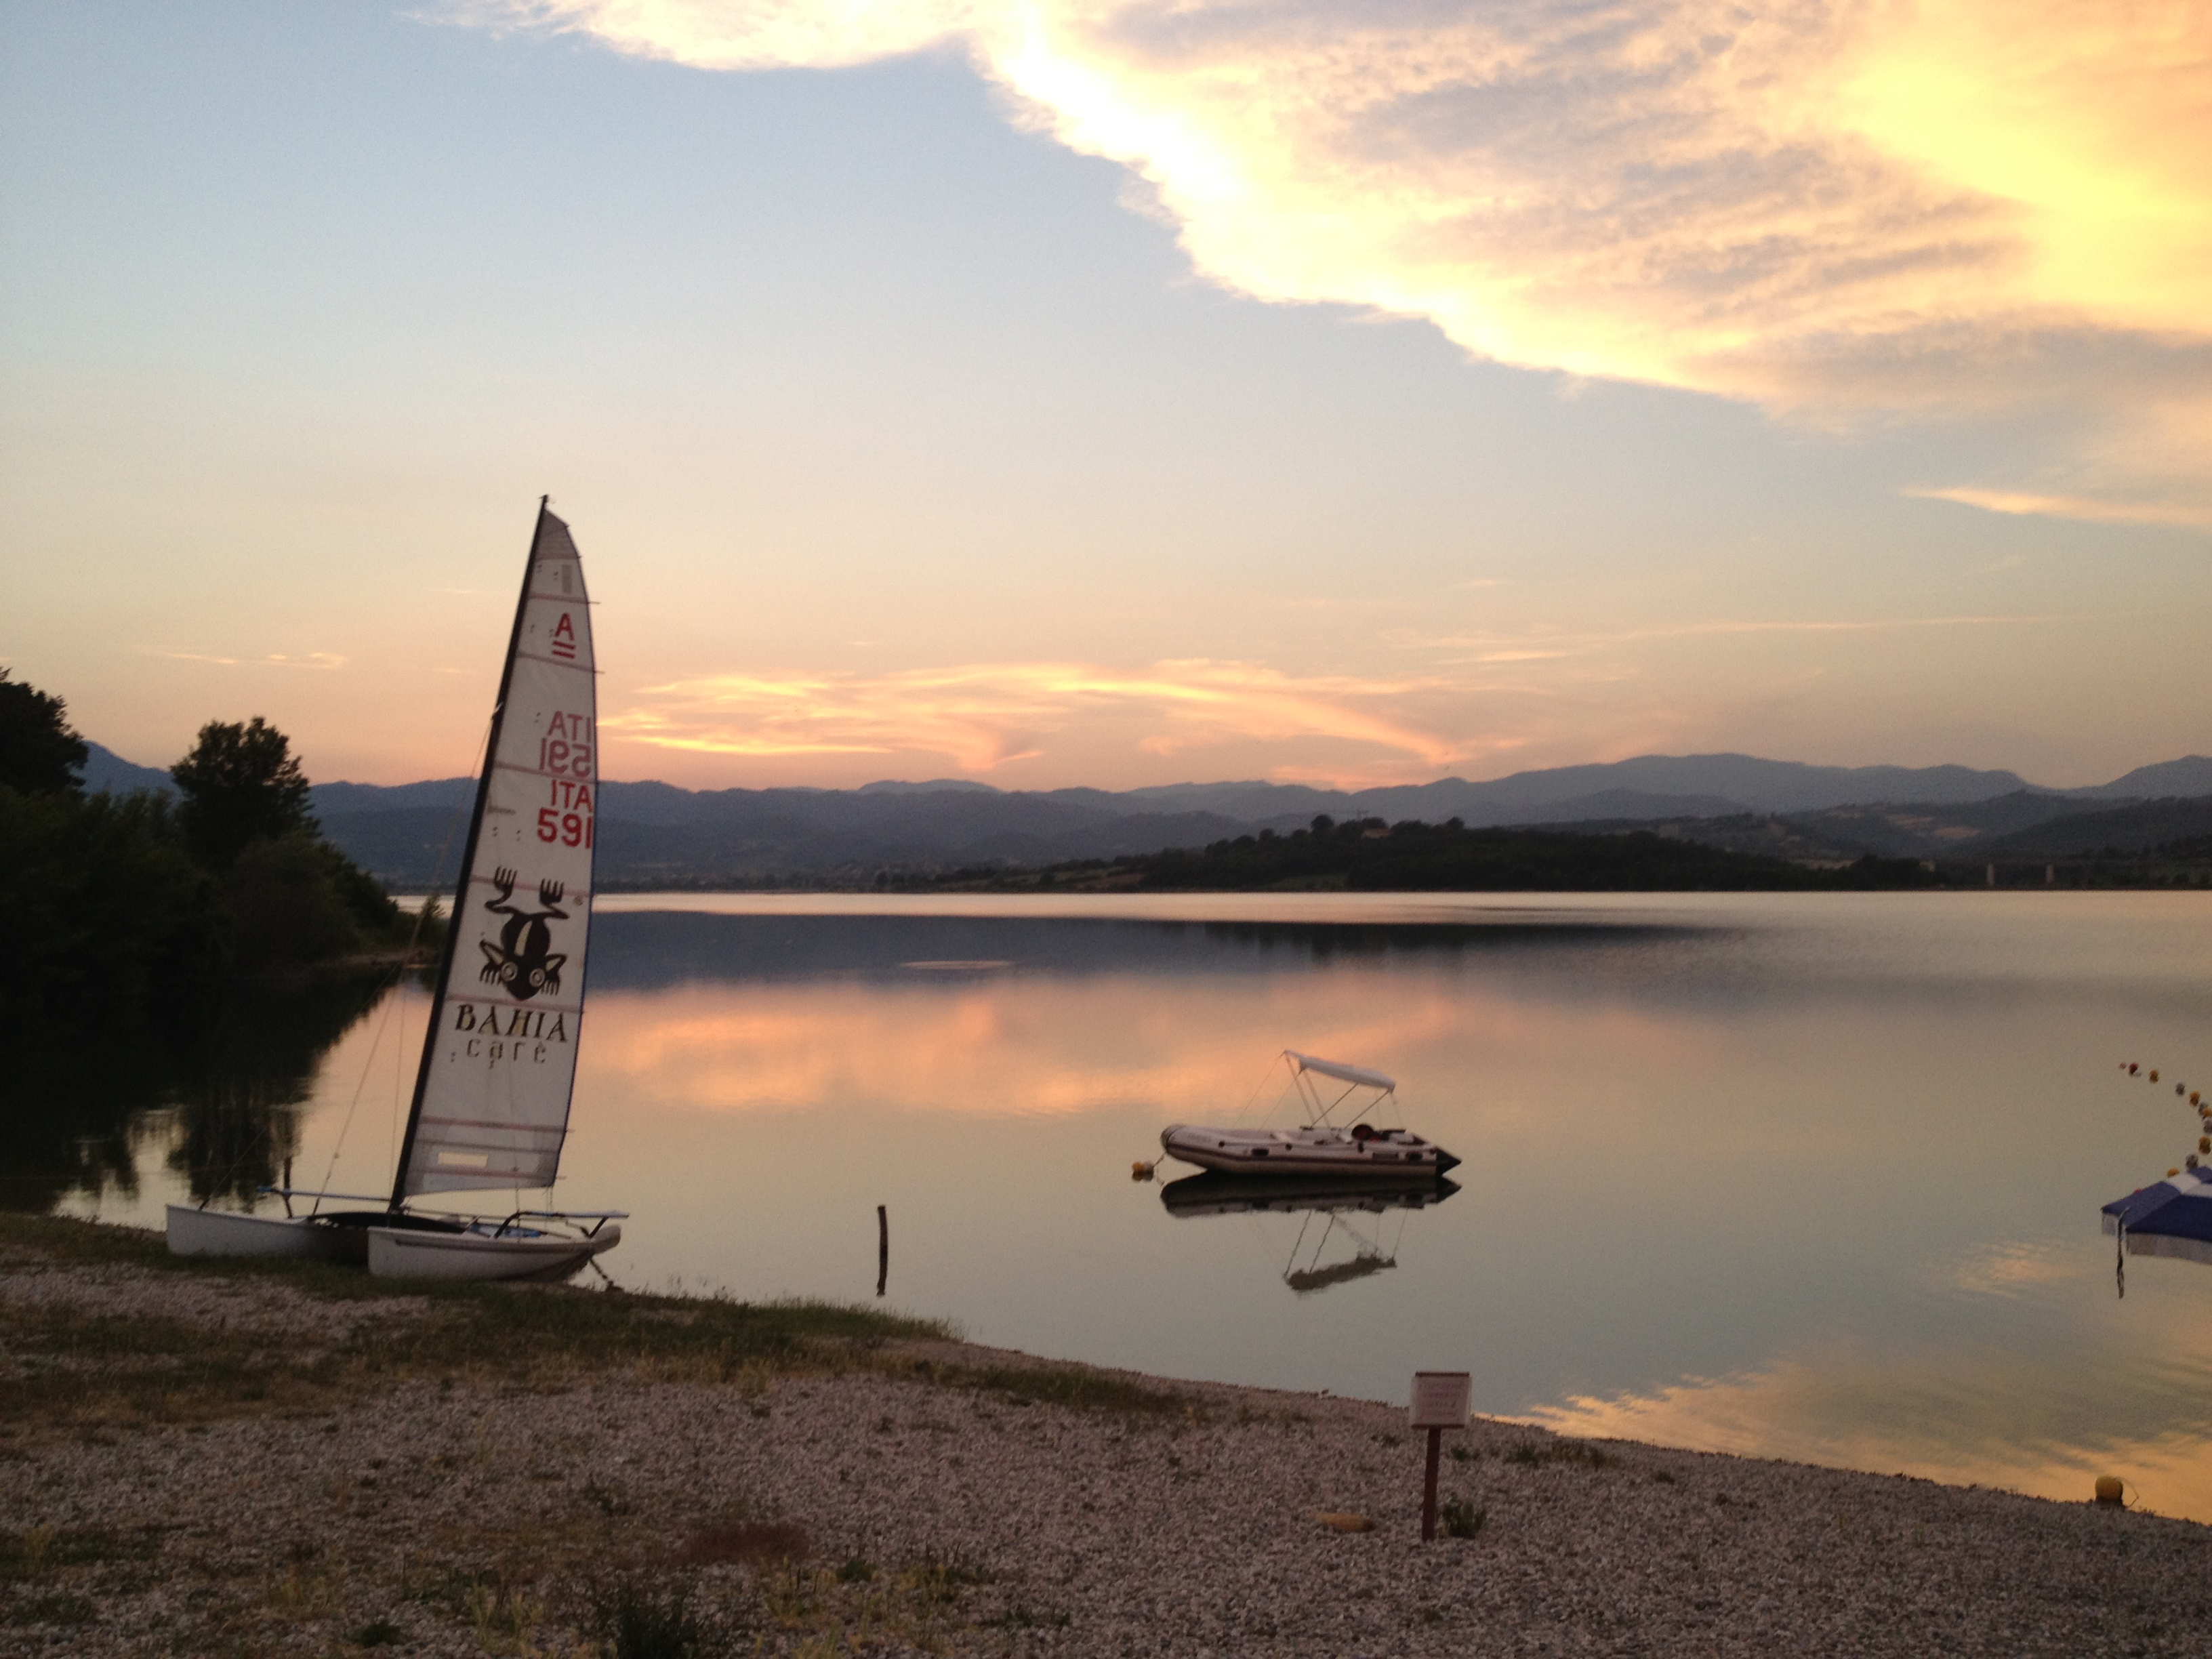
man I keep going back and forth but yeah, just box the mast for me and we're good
[390,499,551,1210]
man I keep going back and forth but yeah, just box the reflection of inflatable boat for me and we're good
[1159,1170,1460,1219]
[1158,1051,1458,1181]
[1160,1169,1457,1295]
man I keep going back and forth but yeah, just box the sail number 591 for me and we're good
[537,808,592,847]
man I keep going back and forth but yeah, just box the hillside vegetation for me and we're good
[960,815,1941,893]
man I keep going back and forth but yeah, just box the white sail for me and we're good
[398,508,598,1197]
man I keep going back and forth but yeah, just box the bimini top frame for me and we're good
[1283,1050,1398,1126]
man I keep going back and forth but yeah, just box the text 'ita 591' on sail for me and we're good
[166,500,626,1279]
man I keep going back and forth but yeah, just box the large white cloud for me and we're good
[457,1,2212,523]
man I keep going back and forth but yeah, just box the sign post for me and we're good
[1409,1371,1472,1541]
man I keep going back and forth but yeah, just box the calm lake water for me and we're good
[47,892,2212,1521]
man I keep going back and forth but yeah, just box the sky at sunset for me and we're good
[4,1,2208,791]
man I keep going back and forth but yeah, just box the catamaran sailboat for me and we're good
[1157,1050,1458,1181]
[166,501,623,1281]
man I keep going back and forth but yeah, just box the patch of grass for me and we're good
[587,1572,709,1659]
[0,1524,160,1580]
[357,1286,951,1390]
[466,1569,544,1652]
[994,1603,1071,1630]
[1,1215,958,1437]
[0,1212,173,1269]
[924,1359,1193,1418]
[1,1302,355,1439]
[904,1553,990,1615]
[574,1480,634,1519]
[348,1618,405,1647]
[836,1557,875,1584]
[2,1590,97,1627]
[1448,1442,1473,1463]
[1441,1499,1486,1538]
[1502,1437,1616,1470]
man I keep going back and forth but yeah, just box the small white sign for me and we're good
[1409,1370,1472,1429]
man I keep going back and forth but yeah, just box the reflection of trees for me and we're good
[1193,920,1686,960]
[0,1044,163,1213]
[164,975,388,1206]
[0,972,390,1213]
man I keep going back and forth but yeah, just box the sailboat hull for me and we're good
[365,1221,620,1282]
[165,1204,347,1260]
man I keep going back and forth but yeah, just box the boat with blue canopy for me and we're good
[2103,1168,2212,1267]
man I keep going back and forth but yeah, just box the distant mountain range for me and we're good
[77,741,2212,887]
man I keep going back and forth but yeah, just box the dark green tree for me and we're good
[170,716,315,869]
[0,786,225,1036]
[0,668,88,794]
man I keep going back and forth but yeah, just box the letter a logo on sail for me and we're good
[550,613,577,660]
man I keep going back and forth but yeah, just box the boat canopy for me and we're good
[2103,1167,2212,1267]
[1286,1052,1396,1092]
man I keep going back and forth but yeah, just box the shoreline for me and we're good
[4,1215,2205,1656]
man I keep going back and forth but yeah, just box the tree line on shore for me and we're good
[0,668,432,1043]
[915,813,1944,893]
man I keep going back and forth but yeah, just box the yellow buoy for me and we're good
[2149,1069,2160,1082]
[2169,1168,2182,1178]
[2192,1091,2202,1105]
[2093,1476,2125,1506]
[1131,1161,1155,1182]
[2200,1137,2210,1155]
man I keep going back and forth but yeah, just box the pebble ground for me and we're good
[3,1253,2205,1656]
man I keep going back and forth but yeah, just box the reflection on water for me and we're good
[42,893,2212,1521]
[9,975,389,1213]
[1159,1172,1460,1294]
[1521,1305,2212,1518]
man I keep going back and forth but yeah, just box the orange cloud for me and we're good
[1406,613,2053,664]
[605,658,1474,773]
[452,0,2212,525]
[1902,487,2212,530]
[151,650,348,670]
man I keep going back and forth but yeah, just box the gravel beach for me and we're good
[3,1227,2205,1657]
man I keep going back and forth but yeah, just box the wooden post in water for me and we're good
[876,1204,888,1298]
[1409,1371,1473,1542]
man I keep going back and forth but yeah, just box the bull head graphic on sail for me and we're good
[478,865,569,1000]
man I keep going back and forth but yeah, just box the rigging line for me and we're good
[316,716,491,1210]
[1311,1212,1345,1273]
[1387,1204,1412,1260]
[1230,1052,1288,1128]
[1285,1208,1316,1279]
[308,960,411,1216]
